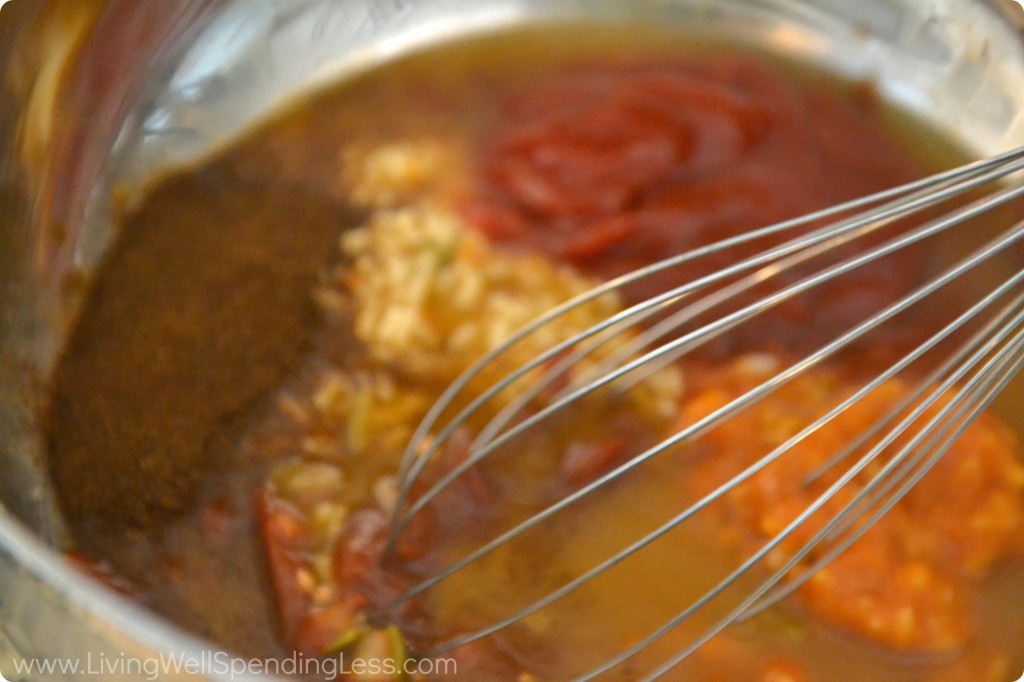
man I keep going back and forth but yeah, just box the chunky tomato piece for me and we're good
[330,509,433,641]
[414,429,496,529]
[255,488,311,643]
[332,509,389,588]
[294,595,368,656]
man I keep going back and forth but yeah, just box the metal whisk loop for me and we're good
[393,181,1024,541]
[399,221,1024,649]
[384,146,1024,679]
[414,266,1024,659]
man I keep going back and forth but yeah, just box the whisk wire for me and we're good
[395,219,1024,621]
[391,147,1024,499]
[408,261,1024,662]
[803,284,1024,485]
[417,268,1024,658]
[464,162,1013,456]
[609,184,1024,394]
[586,157,1024,391]
[588,307,1024,681]
[393,188,1024,540]
[741,328,1024,623]
[385,147,1024,678]
[640,325,1024,681]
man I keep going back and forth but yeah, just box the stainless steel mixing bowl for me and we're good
[1,0,1023,679]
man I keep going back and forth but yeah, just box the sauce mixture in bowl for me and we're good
[46,24,1024,681]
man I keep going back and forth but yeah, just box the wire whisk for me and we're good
[384,144,1024,680]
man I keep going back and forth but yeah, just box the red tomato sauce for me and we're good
[461,57,927,354]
